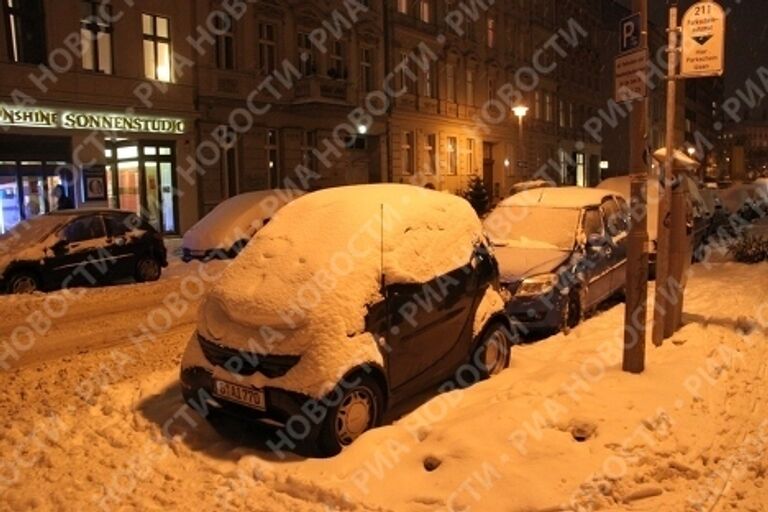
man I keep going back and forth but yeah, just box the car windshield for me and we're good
[483,205,580,251]
[0,215,71,254]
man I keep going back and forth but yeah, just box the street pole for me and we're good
[623,0,649,374]
[652,1,678,346]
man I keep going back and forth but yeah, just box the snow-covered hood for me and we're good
[493,245,571,284]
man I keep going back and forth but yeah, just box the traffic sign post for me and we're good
[680,1,726,77]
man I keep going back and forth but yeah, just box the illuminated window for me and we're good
[447,136,458,175]
[400,51,416,94]
[258,22,276,75]
[4,0,46,64]
[420,0,430,22]
[467,138,476,174]
[142,13,171,82]
[81,1,113,73]
[545,93,553,122]
[397,0,407,14]
[402,131,414,174]
[534,91,541,119]
[425,134,437,174]
[424,62,436,98]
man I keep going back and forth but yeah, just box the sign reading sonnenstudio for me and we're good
[0,105,186,134]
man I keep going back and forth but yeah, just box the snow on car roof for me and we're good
[500,186,619,209]
[202,184,483,341]
[183,189,302,251]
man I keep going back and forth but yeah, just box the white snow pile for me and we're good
[1,262,767,511]
[193,184,488,397]
[182,189,303,251]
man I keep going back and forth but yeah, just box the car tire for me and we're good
[135,256,162,282]
[471,321,513,381]
[6,272,39,294]
[561,288,582,334]
[316,374,384,457]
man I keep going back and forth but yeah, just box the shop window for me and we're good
[266,129,280,188]
[258,22,276,75]
[80,0,113,74]
[214,11,234,70]
[3,0,46,64]
[142,13,171,82]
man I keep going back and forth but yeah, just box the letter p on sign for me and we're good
[620,13,641,54]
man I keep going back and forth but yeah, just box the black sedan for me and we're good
[0,210,167,294]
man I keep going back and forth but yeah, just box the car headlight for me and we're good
[515,273,558,298]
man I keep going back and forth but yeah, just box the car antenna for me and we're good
[380,203,385,292]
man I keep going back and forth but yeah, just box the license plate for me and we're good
[213,380,266,411]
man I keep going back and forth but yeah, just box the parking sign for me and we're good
[620,13,641,54]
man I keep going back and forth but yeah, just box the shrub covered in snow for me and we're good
[462,175,490,216]
[729,234,768,263]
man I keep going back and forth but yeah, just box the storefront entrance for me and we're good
[105,140,178,234]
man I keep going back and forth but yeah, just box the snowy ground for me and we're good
[1,251,767,510]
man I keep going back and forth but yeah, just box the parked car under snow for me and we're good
[0,210,167,294]
[180,184,514,456]
[484,187,629,333]
[181,189,302,261]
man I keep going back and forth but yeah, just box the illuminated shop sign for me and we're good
[0,105,186,134]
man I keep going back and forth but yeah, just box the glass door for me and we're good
[0,162,20,234]
[144,160,161,230]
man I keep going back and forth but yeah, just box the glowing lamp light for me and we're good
[504,158,511,167]
[687,147,696,156]
[512,105,529,118]
[357,124,368,134]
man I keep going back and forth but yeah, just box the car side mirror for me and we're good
[51,239,68,254]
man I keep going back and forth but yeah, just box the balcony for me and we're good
[293,76,349,104]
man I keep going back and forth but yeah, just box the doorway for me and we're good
[0,160,69,233]
[105,140,178,234]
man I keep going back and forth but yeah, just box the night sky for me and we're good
[618,0,766,96]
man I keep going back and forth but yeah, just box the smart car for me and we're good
[180,184,514,455]
[0,209,167,294]
[484,187,629,333]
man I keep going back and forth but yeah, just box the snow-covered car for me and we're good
[0,210,167,294]
[508,179,555,197]
[598,175,709,271]
[180,184,514,455]
[484,187,629,333]
[181,189,302,261]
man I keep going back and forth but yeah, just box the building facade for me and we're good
[1,0,606,237]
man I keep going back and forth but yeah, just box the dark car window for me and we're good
[582,209,604,238]
[104,214,133,237]
[602,198,628,237]
[62,216,106,243]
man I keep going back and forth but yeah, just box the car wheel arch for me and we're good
[338,363,389,413]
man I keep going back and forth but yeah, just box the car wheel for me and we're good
[471,321,513,380]
[135,257,162,282]
[317,374,383,456]
[7,272,39,294]
[561,288,582,334]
